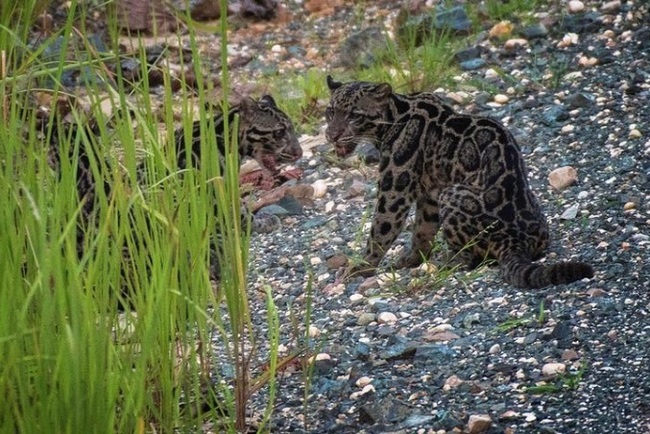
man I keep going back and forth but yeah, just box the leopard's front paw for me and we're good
[336,262,376,280]
[395,250,426,269]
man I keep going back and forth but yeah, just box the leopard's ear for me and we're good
[239,96,258,117]
[327,75,342,92]
[258,94,277,108]
[374,83,393,99]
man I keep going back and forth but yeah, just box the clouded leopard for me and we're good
[325,76,593,289]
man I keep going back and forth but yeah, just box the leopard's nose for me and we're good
[325,128,341,143]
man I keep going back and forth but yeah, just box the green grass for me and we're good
[482,0,540,22]
[0,0,308,432]
[526,362,587,395]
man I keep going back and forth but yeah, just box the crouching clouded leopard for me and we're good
[325,76,593,289]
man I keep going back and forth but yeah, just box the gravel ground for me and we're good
[226,1,650,433]
[28,1,649,432]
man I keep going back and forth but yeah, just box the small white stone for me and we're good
[484,68,499,79]
[560,203,580,220]
[557,33,579,48]
[561,124,575,134]
[271,44,283,53]
[629,129,642,139]
[310,257,322,266]
[542,362,566,377]
[523,412,537,422]
[355,376,373,387]
[377,312,398,324]
[504,38,529,50]
[467,414,492,434]
[568,0,585,13]
[349,293,365,303]
[311,179,328,198]
[307,353,331,365]
[325,201,335,213]
[443,375,464,391]
[430,323,453,333]
[489,343,501,354]
[548,166,578,190]
[308,325,321,338]
[350,384,375,400]
[494,94,509,104]
[578,56,598,67]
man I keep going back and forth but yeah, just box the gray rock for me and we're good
[338,27,389,69]
[358,397,412,424]
[276,196,304,215]
[459,58,486,71]
[520,23,549,39]
[565,91,595,109]
[397,4,471,46]
[414,343,456,363]
[356,142,381,164]
[541,105,569,126]
[455,46,482,63]
[302,215,328,229]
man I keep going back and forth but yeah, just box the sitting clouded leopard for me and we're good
[325,76,593,289]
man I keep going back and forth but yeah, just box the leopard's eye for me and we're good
[272,129,285,140]
[348,111,365,123]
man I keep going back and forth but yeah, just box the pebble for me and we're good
[443,375,464,391]
[493,94,509,104]
[587,288,607,297]
[349,293,365,304]
[560,203,580,220]
[562,349,580,361]
[355,376,373,388]
[524,412,537,422]
[542,362,566,377]
[489,343,501,354]
[623,201,636,211]
[489,21,513,39]
[484,68,499,80]
[504,38,528,50]
[429,323,453,333]
[607,330,618,341]
[311,179,328,198]
[308,325,321,337]
[467,414,492,434]
[561,124,575,134]
[548,166,578,190]
[357,312,377,326]
[558,33,579,48]
[350,384,375,400]
[568,0,585,13]
[578,56,598,67]
[629,129,642,139]
[601,0,621,13]
[377,312,398,324]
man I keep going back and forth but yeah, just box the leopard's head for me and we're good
[238,95,302,173]
[325,75,392,157]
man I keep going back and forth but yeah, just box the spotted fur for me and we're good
[325,76,593,288]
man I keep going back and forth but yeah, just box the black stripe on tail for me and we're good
[501,255,594,289]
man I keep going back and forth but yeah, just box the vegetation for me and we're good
[0,0,310,432]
